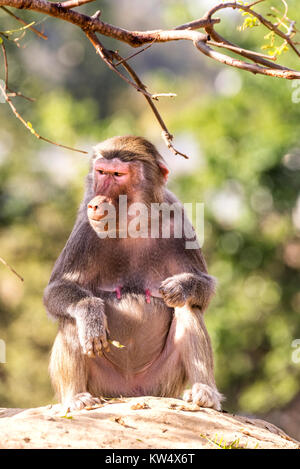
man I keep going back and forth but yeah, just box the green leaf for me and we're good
[61,412,73,419]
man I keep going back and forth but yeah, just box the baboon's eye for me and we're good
[114,172,122,177]
[98,170,104,174]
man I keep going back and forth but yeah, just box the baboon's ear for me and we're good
[158,162,169,182]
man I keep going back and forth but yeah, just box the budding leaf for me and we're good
[27,121,35,134]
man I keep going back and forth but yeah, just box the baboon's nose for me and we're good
[87,200,104,221]
[87,195,114,222]
[88,204,98,211]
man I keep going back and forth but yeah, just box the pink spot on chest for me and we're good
[145,289,151,304]
[115,286,122,300]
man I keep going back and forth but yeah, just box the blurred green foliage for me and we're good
[0,0,299,421]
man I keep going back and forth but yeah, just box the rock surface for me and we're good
[0,397,299,449]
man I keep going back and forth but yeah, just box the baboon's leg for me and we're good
[49,320,101,411]
[174,306,223,410]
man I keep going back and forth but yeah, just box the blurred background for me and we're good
[0,0,299,439]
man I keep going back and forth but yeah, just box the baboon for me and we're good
[44,136,223,411]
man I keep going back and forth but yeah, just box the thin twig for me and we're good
[0,43,34,100]
[278,0,288,25]
[114,50,188,159]
[195,39,300,79]
[208,40,277,61]
[114,39,157,67]
[248,0,266,7]
[85,32,188,158]
[270,3,294,36]
[205,1,300,59]
[1,41,8,88]
[1,42,87,152]
[0,256,24,282]
[0,81,88,153]
[84,31,165,101]
[0,6,48,39]
[204,3,296,71]
[7,88,36,101]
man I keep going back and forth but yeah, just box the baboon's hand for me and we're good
[159,275,187,308]
[75,297,109,357]
[159,272,216,310]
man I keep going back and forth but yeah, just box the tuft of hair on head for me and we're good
[92,135,168,184]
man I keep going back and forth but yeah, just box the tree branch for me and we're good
[204,1,300,59]
[113,50,188,159]
[83,31,188,158]
[1,0,300,157]
[195,40,300,79]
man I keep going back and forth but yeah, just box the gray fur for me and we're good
[44,136,223,412]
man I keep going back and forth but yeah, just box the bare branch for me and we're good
[1,0,300,158]
[204,23,288,71]
[0,256,24,282]
[84,31,156,99]
[6,89,36,101]
[0,0,208,47]
[1,40,8,88]
[84,31,187,158]
[113,50,188,159]
[208,40,277,62]
[195,40,300,79]
[204,1,300,59]
[114,40,157,67]
[0,0,298,76]
[1,41,35,100]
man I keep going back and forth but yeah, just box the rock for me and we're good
[0,397,299,449]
